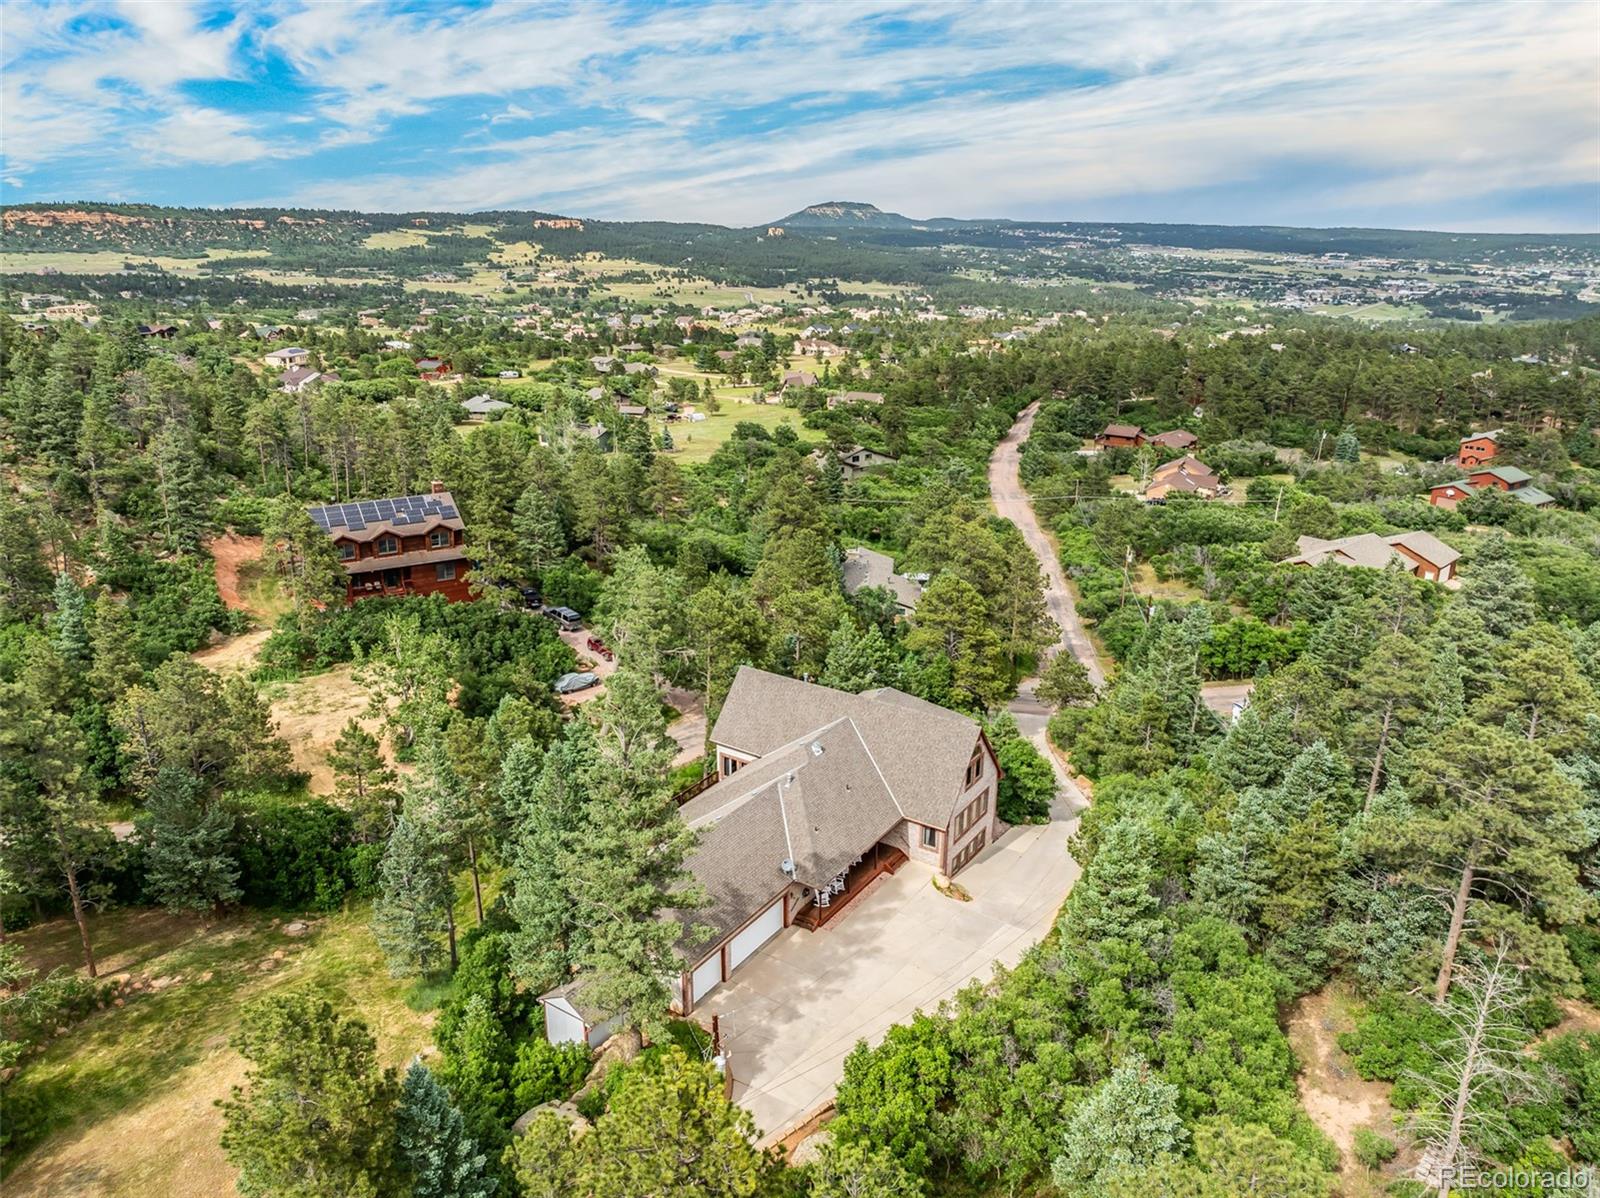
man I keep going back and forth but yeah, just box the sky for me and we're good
[3,0,1598,232]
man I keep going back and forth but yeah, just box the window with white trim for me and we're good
[920,825,938,849]
[377,535,398,555]
[435,562,456,581]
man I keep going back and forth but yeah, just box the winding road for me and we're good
[989,400,1107,695]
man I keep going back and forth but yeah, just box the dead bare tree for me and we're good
[1407,944,1543,1197]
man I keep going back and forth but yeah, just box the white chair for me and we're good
[817,890,830,908]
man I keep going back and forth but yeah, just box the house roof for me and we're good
[307,491,464,541]
[280,366,321,387]
[264,346,307,359]
[1149,429,1198,449]
[1469,465,1532,485]
[1384,530,1461,569]
[678,719,904,944]
[1461,429,1502,444]
[461,395,511,415]
[1512,485,1556,506]
[830,390,885,404]
[1099,422,1143,439]
[710,667,979,829]
[841,546,922,610]
[1286,530,1460,572]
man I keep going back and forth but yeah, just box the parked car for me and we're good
[519,586,542,608]
[541,605,583,631]
[585,635,614,661]
[553,671,600,695]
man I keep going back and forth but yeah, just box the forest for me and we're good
[1,284,1598,1197]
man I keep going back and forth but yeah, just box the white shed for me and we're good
[540,979,619,1049]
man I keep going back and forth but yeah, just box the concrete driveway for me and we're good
[696,782,1084,1144]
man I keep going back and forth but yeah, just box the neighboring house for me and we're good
[1095,422,1145,448]
[1149,429,1198,451]
[1283,530,1461,582]
[569,422,612,451]
[825,390,885,409]
[1458,429,1501,468]
[830,444,898,481]
[780,370,818,389]
[735,334,763,348]
[795,338,843,357]
[278,366,330,393]
[616,403,648,418]
[591,355,617,373]
[841,547,923,612]
[667,667,1003,1014]
[1144,455,1220,500]
[263,346,311,367]
[621,361,655,376]
[460,394,511,419]
[1429,465,1556,510]
[137,322,178,338]
[415,358,453,380]
[306,483,473,603]
[714,349,739,363]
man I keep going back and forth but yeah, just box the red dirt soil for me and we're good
[206,532,264,613]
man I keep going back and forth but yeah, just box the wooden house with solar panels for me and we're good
[306,482,473,603]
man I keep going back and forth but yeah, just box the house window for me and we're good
[921,826,938,849]
[721,756,741,777]
[435,562,456,581]
[377,535,398,555]
[338,543,355,561]
[430,530,450,548]
[964,752,985,786]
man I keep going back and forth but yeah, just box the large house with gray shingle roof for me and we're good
[666,667,1001,1014]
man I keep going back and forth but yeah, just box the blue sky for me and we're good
[4,0,1597,231]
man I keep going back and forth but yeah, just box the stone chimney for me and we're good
[430,479,446,494]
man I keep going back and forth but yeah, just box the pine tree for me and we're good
[329,720,400,841]
[139,766,241,916]
[150,421,211,555]
[373,810,457,977]
[1051,1055,1187,1189]
[436,994,514,1156]
[1396,720,1590,999]
[1034,650,1095,708]
[1347,632,1430,809]
[906,574,1009,711]
[1060,819,1164,956]
[263,498,346,631]
[49,572,90,666]
[1475,624,1596,753]
[1332,426,1361,462]
[220,994,402,1198]
[1210,703,1295,792]
[820,618,902,693]
[395,1061,495,1198]
[511,481,567,583]
[504,729,593,988]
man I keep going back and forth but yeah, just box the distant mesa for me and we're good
[771,201,974,231]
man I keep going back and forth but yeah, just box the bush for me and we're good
[1353,1128,1398,1169]
[235,794,361,911]
[213,494,272,536]
[1337,994,1451,1108]
[511,1037,592,1111]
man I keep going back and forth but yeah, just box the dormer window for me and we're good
[378,535,398,555]
[964,752,985,786]
[338,542,355,561]
[430,530,450,548]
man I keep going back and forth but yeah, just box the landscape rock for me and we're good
[282,921,311,937]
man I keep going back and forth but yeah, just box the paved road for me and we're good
[989,401,1107,691]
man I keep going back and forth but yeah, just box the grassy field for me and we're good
[0,248,264,276]
[663,398,804,463]
[3,894,463,1198]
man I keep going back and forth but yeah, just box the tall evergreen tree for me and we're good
[395,1061,495,1198]
[373,808,457,977]
[138,766,241,916]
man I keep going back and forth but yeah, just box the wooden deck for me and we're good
[793,843,907,931]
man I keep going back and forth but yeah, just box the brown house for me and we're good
[1458,429,1500,468]
[1149,428,1198,451]
[1283,530,1460,582]
[307,484,473,603]
[1429,465,1555,510]
[1144,455,1219,500]
[1095,422,1145,448]
[668,668,1003,1014]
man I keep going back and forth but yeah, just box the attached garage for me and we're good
[728,898,784,971]
[691,951,724,1004]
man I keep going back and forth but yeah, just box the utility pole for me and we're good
[1273,485,1285,523]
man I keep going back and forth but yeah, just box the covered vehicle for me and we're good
[553,671,600,695]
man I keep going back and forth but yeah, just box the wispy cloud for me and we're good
[2,0,1596,231]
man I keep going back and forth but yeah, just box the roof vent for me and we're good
[810,741,824,757]
[780,858,795,876]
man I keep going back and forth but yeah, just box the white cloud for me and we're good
[3,0,1596,229]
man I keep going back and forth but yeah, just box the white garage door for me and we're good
[544,1000,587,1047]
[728,899,784,971]
[691,951,724,1003]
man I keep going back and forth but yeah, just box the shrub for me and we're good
[1353,1128,1398,1169]
[510,1037,593,1111]
[235,794,361,911]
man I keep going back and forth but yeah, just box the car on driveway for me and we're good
[541,605,583,631]
[585,635,614,661]
[553,671,600,695]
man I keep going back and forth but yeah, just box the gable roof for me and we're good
[1099,422,1143,439]
[679,719,904,942]
[1469,464,1532,485]
[1461,429,1502,444]
[1286,530,1460,572]
[841,546,922,610]
[306,491,464,542]
[1511,484,1556,506]
[1149,429,1197,449]
[1384,530,1461,569]
[710,666,978,829]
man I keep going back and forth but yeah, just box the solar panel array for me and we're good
[307,493,458,534]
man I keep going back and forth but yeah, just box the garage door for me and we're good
[728,899,784,971]
[691,951,723,1003]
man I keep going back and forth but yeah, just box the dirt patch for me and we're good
[206,532,265,615]
[192,629,271,675]
[264,665,393,795]
[1288,989,1398,1167]
[1544,998,1600,1040]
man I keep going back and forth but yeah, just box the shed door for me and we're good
[544,1000,587,1047]
[691,952,724,1003]
[728,899,783,971]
